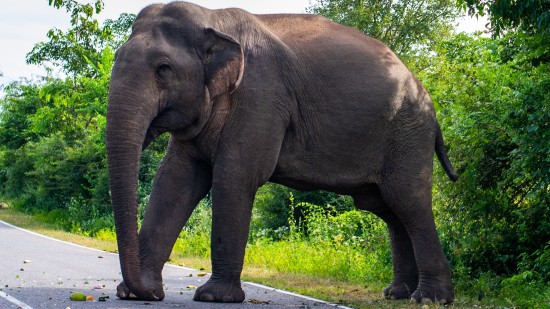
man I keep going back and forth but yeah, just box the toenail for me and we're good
[200,293,214,302]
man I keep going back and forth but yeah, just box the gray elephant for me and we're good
[106,1,458,305]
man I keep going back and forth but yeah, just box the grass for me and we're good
[0,206,117,253]
[0,207,542,308]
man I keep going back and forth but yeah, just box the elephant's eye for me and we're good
[156,64,172,79]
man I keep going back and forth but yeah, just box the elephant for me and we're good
[106,1,459,305]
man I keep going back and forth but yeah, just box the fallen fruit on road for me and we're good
[197,272,207,277]
[69,292,87,301]
[86,295,94,301]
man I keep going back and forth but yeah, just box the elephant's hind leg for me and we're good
[353,186,418,300]
[379,174,454,304]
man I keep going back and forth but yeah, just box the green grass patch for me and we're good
[245,239,391,285]
[0,207,117,253]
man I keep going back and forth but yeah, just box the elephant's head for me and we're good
[105,3,244,300]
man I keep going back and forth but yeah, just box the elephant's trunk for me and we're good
[106,81,159,300]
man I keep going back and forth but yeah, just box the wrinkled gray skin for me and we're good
[106,1,458,305]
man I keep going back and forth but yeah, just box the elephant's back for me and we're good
[256,13,412,106]
[256,13,402,68]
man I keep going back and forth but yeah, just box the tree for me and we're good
[0,49,112,211]
[419,33,550,285]
[307,0,458,58]
[457,0,550,66]
[26,0,135,77]
[0,83,43,149]
[458,0,550,36]
[0,1,138,233]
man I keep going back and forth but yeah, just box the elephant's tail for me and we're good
[435,123,458,181]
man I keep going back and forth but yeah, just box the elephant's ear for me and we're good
[203,28,244,100]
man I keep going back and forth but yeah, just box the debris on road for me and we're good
[69,292,87,301]
[249,299,270,305]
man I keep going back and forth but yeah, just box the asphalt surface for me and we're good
[0,220,353,309]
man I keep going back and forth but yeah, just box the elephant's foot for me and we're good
[116,281,137,299]
[410,281,454,304]
[383,279,417,300]
[116,277,165,301]
[193,277,245,303]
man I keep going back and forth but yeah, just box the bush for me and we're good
[247,201,391,285]
[421,33,550,282]
[251,183,354,240]
[499,271,550,308]
[173,199,212,259]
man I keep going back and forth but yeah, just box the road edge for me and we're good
[0,220,355,309]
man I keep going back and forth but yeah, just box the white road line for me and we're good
[244,281,356,309]
[0,290,33,309]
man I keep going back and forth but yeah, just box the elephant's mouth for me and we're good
[141,115,169,150]
[142,113,202,150]
[142,108,177,149]
[143,126,166,150]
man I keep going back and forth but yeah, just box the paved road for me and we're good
[0,220,353,309]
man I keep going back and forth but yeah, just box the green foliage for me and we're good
[249,194,387,284]
[418,32,549,302]
[0,83,43,148]
[138,134,170,218]
[307,0,458,58]
[0,1,140,229]
[178,196,392,285]
[252,183,354,239]
[173,199,213,259]
[458,0,550,36]
[499,271,550,308]
[457,0,550,75]
[26,0,135,77]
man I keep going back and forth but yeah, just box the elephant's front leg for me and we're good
[117,139,212,300]
[192,175,255,303]
[192,100,286,303]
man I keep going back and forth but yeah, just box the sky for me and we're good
[0,0,487,88]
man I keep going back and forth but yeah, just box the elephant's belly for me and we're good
[271,99,391,192]
[271,142,384,193]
